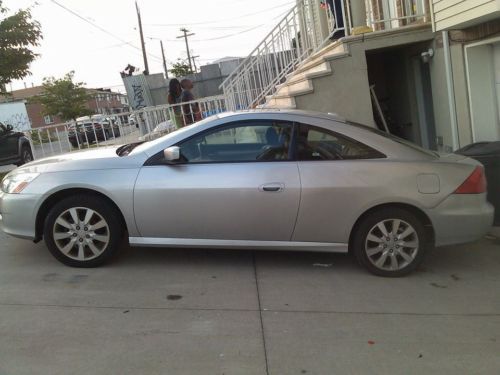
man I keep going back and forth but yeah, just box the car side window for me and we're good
[296,124,385,160]
[178,121,293,163]
[0,124,5,134]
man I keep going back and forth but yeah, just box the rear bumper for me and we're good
[0,191,38,240]
[426,193,494,247]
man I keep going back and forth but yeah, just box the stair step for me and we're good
[263,95,296,109]
[294,43,346,74]
[276,79,314,97]
[286,61,332,85]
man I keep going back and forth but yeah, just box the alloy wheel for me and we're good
[52,207,110,261]
[365,219,419,271]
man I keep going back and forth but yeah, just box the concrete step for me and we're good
[263,95,296,109]
[285,61,332,86]
[294,42,346,75]
[275,79,314,97]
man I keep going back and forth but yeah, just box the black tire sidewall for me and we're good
[17,145,33,166]
[43,195,123,267]
[353,208,427,277]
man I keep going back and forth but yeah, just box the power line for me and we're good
[157,6,291,43]
[192,24,265,41]
[49,0,162,62]
[146,1,294,27]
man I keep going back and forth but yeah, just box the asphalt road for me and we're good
[0,224,499,375]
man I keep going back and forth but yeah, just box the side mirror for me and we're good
[6,124,13,131]
[163,146,180,163]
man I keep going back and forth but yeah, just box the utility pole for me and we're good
[135,1,149,75]
[191,55,200,73]
[160,40,169,79]
[177,28,195,73]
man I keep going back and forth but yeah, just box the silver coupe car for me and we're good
[0,110,494,276]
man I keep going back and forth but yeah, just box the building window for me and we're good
[44,115,54,125]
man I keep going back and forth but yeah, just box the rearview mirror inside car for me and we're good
[163,146,180,163]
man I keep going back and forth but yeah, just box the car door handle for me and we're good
[260,183,285,192]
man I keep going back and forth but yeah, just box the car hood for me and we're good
[12,146,147,174]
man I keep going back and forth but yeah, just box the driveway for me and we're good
[0,224,499,375]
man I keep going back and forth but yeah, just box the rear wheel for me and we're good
[352,208,428,277]
[43,195,123,267]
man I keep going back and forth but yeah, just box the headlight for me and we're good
[1,173,40,194]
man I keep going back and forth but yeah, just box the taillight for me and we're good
[454,166,487,194]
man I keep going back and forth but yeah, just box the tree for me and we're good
[33,72,92,121]
[169,59,191,77]
[0,1,42,94]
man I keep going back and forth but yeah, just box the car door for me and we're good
[291,122,386,244]
[134,120,301,241]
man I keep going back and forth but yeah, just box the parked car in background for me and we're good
[138,120,176,142]
[128,114,137,128]
[0,122,33,167]
[68,116,120,148]
[0,110,493,276]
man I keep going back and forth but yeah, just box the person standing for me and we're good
[324,0,345,38]
[167,78,183,128]
[180,79,201,126]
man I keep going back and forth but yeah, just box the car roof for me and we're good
[215,109,346,123]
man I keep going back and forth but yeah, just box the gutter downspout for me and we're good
[442,31,460,150]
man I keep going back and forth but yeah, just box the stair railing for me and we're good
[220,0,328,110]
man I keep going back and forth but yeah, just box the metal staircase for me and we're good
[220,0,345,110]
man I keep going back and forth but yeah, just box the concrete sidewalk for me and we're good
[0,225,499,374]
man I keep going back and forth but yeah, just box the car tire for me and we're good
[17,145,33,166]
[43,194,124,267]
[352,208,428,277]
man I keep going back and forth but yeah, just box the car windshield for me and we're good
[347,121,439,158]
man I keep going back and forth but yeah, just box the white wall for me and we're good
[0,101,30,131]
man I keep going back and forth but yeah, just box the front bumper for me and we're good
[0,191,39,240]
[426,193,494,247]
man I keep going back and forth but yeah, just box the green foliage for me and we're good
[169,59,191,77]
[0,1,42,94]
[32,71,92,121]
[29,129,57,145]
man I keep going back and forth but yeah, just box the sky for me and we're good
[7,0,296,93]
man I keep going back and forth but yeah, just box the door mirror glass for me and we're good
[163,146,180,162]
[6,124,13,131]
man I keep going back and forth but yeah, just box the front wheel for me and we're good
[352,208,428,277]
[43,195,124,267]
[17,144,33,166]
